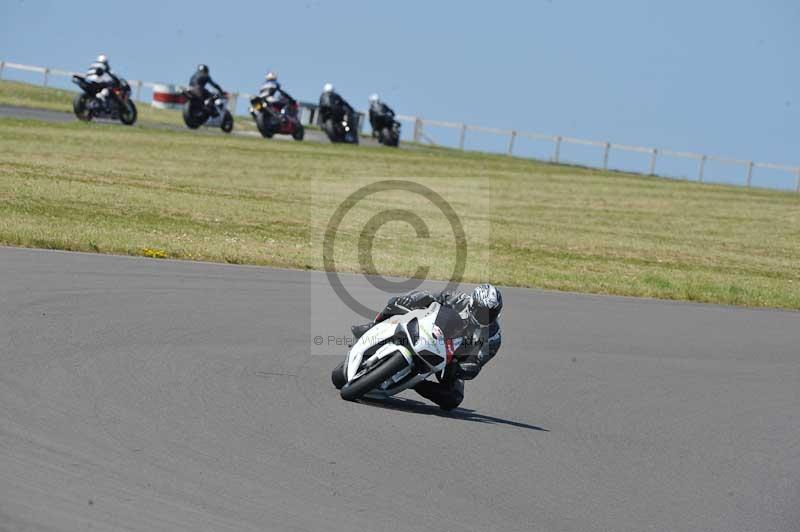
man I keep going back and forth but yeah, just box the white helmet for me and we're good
[369,93,379,104]
[265,71,278,82]
[97,54,108,63]
[323,82,334,93]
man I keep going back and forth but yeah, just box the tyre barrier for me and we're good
[151,84,186,110]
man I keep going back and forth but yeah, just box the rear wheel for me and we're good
[292,124,304,141]
[340,352,408,402]
[73,94,92,121]
[120,100,137,126]
[221,111,234,133]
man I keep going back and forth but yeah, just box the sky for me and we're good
[2,0,798,187]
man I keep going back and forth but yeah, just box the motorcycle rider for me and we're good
[86,54,121,112]
[334,284,503,410]
[189,64,224,117]
[258,71,297,115]
[367,93,396,137]
[318,82,355,126]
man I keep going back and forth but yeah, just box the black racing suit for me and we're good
[368,101,396,136]
[189,71,223,115]
[363,290,502,410]
[319,91,355,124]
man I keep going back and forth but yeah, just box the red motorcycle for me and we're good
[249,96,304,141]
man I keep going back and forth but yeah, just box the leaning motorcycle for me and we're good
[249,96,304,141]
[321,109,359,144]
[331,302,465,401]
[182,89,234,133]
[71,73,137,125]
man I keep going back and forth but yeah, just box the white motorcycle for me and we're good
[332,302,465,401]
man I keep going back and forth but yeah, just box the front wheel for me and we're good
[73,93,92,121]
[120,100,137,126]
[340,352,408,401]
[255,112,274,138]
[221,111,234,133]
[292,124,304,141]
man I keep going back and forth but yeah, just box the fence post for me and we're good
[228,92,238,116]
[553,136,562,163]
[43,68,50,87]
[698,155,706,182]
[458,123,467,150]
[602,142,610,170]
[795,169,800,193]
[745,161,754,187]
[134,80,142,102]
[413,117,422,143]
[0,61,5,80]
[649,148,658,175]
[507,130,517,156]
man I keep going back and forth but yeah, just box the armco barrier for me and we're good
[1,59,797,192]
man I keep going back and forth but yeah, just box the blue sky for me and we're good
[2,0,798,186]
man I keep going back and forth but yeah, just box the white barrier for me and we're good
[1,59,798,192]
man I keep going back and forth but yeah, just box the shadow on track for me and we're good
[356,396,549,432]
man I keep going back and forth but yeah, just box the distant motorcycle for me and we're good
[321,108,359,144]
[71,73,137,125]
[182,89,234,133]
[249,96,304,141]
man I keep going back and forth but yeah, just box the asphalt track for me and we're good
[1,246,798,532]
[0,104,376,145]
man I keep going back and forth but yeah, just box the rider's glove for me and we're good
[395,291,435,310]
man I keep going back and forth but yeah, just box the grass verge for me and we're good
[0,101,799,309]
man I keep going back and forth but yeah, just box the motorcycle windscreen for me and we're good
[434,306,466,339]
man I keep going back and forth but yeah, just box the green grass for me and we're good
[1,83,799,310]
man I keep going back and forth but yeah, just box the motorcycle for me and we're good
[321,108,359,144]
[331,301,466,402]
[71,72,137,125]
[249,96,304,141]
[182,89,234,133]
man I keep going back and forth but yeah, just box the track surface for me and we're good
[0,104,376,145]
[0,247,798,532]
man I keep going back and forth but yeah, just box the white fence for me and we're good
[2,59,798,192]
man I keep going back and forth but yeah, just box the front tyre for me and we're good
[340,352,408,402]
[255,112,273,138]
[292,124,304,141]
[73,93,92,121]
[120,100,137,126]
[221,111,234,133]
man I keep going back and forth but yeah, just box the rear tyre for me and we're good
[221,111,234,133]
[340,352,408,402]
[120,100,137,126]
[292,124,304,141]
[73,94,92,121]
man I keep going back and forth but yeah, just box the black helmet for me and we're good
[469,284,503,327]
[197,64,209,74]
